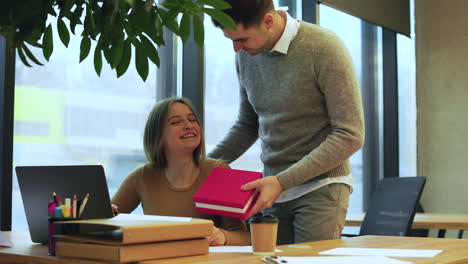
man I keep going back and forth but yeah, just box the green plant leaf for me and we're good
[2,0,222,78]
[57,19,70,47]
[21,43,44,66]
[42,24,54,61]
[127,3,146,31]
[179,13,191,43]
[202,8,236,30]
[24,26,44,44]
[193,14,204,48]
[147,16,165,46]
[154,14,163,37]
[92,8,104,36]
[133,39,149,81]
[103,48,113,65]
[17,46,32,67]
[94,46,103,76]
[25,40,43,49]
[116,39,132,78]
[79,37,91,62]
[158,8,180,35]
[161,1,182,9]
[97,34,111,65]
[59,0,75,18]
[70,6,84,34]
[130,5,163,52]
[159,6,182,20]
[48,5,57,16]
[164,18,180,36]
[196,0,231,9]
[83,14,91,37]
[140,34,160,67]
[110,38,125,69]
[86,3,97,39]
[145,0,153,11]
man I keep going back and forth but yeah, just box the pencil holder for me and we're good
[48,217,81,256]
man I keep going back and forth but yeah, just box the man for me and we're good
[208,0,364,244]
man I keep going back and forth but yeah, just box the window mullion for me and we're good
[0,36,15,231]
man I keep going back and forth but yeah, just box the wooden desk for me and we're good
[346,213,468,238]
[0,231,104,264]
[2,231,468,264]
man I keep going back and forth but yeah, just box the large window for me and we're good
[203,8,262,172]
[319,5,381,213]
[12,23,154,230]
[203,0,304,172]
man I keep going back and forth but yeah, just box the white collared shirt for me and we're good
[270,11,301,54]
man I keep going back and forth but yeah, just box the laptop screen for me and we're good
[16,165,114,244]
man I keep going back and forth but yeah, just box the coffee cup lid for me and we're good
[247,213,279,224]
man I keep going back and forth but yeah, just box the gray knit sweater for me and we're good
[209,21,365,191]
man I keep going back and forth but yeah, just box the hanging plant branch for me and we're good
[0,0,236,81]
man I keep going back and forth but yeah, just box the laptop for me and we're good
[16,165,114,244]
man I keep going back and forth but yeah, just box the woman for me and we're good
[112,97,250,246]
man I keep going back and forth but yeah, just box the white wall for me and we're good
[416,0,468,218]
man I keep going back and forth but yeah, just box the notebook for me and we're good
[15,165,114,244]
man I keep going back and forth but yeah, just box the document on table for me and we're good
[209,246,282,253]
[0,232,12,247]
[262,256,412,264]
[319,247,442,258]
[112,213,192,222]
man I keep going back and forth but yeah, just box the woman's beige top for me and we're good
[112,158,251,246]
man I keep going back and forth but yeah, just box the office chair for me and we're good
[359,176,427,236]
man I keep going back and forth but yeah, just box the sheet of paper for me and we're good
[262,256,413,264]
[209,246,282,253]
[0,232,13,247]
[319,247,442,258]
[113,213,192,222]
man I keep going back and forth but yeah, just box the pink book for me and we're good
[193,167,262,219]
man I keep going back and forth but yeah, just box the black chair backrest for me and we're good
[359,176,426,236]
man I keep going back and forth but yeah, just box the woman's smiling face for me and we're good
[161,102,201,154]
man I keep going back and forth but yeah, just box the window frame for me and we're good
[0,36,15,231]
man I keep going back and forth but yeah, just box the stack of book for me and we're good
[53,214,213,263]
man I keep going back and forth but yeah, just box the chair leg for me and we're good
[458,230,464,239]
[410,228,429,237]
[437,229,446,238]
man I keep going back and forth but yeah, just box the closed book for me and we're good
[54,214,213,244]
[193,167,262,219]
[55,238,208,262]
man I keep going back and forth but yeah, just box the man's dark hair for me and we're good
[212,0,275,29]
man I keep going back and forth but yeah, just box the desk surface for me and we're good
[0,231,99,264]
[2,231,468,264]
[346,213,468,230]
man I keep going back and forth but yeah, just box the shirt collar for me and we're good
[270,11,300,54]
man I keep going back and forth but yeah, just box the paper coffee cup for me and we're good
[247,214,279,255]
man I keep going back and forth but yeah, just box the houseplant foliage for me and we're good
[0,0,235,81]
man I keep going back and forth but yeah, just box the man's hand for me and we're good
[242,176,282,218]
[208,226,227,246]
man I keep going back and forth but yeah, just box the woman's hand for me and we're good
[111,204,119,216]
[208,226,226,246]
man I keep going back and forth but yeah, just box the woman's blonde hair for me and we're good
[143,97,205,168]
